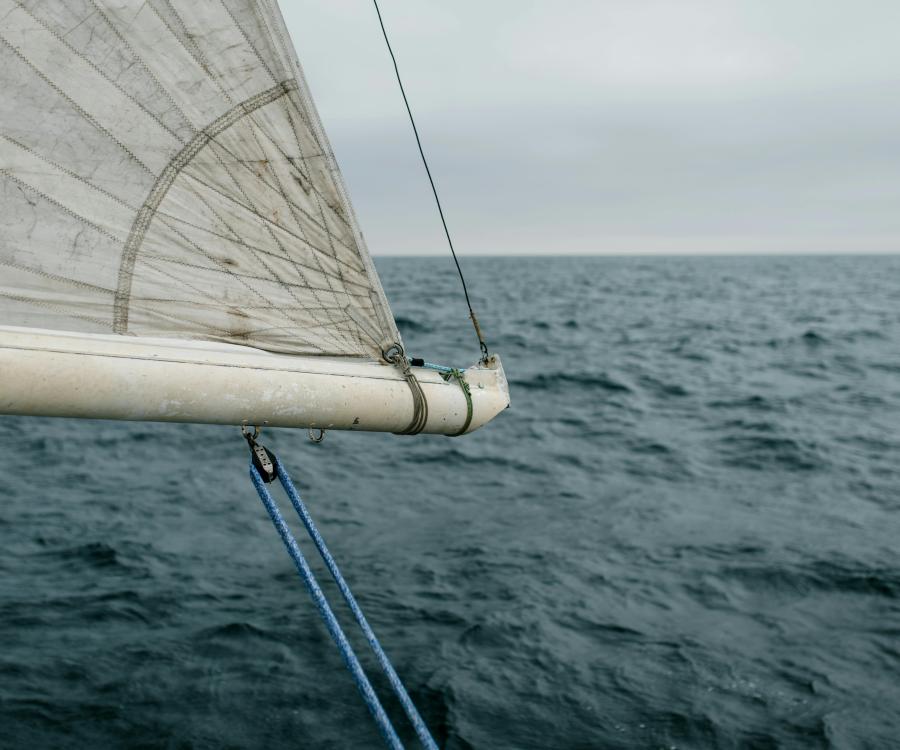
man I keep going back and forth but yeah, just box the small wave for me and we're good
[712,418,778,433]
[836,328,887,343]
[638,374,690,398]
[408,684,458,749]
[415,608,468,627]
[802,329,828,345]
[393,315,434,334]
[765,329,830,349]
[723,561,900,598]
[197,621,273,640]
[408,447,544,475]
[458,623,510,648]
[717,435,824,471]
[668,542,768,561]
[707,395,783,412]
[53,542,122,568]
[494,332,532,350]
[563,613,644,641]
[628,439,674,456]
[512,372,632,393]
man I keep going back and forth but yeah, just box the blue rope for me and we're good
[275,461,440,750]
[409,358,465,375]
[249,464,404,750]
[250,458,440,750]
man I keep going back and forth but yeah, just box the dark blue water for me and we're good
[2,256,899,749]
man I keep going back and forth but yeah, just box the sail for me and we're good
[0,0,401,359]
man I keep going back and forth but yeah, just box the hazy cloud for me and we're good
[284,1,900,255]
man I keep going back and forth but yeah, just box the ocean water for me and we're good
[1,255,899,750]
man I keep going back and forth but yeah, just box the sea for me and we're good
[1,255,899,750]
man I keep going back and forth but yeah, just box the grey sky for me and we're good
[284,1,900,255]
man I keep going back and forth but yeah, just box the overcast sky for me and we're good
[283,1,900,256]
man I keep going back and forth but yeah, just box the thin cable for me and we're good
[372,0,489,360]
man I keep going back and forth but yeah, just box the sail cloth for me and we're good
[0,0,402,359]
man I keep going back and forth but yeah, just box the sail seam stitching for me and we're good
[0,291,110,329]
[135,257,327,352]
[206,138,364,265]
[0,134,142,214]
[202,146,354,354]
[85,0,199,138]
[0,258,114,294]
[217,0,279,85]
[260,97,353,231]
[113,80,295,333]
[148,215,373,298]
[13,2,190,146]
[0,35,155,177]
[178,151,354,355]
[260,95,362,352]
[277,100,372,350]
[137,251,372,301]
[230,0,395,352]
[1,172,122,246]
[149,187,331,352]
[177,161,367,278]
[262,1,403,350]
[238,124,355,350]
[156,0,235,106]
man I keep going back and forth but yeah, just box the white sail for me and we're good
[0,0,401,359]
[0,0,511,435]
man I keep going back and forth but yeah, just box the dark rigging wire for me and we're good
[372,0,490,361]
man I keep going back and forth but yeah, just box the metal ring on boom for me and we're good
[381,343,404,363]
[308,427,326,443]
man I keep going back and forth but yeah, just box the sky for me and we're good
[283,1,900,256]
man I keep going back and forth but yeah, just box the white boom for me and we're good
[0,326,509,435]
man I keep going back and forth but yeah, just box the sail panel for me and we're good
[0,0,401,359]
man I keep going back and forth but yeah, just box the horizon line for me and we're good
[372,250,900,258]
